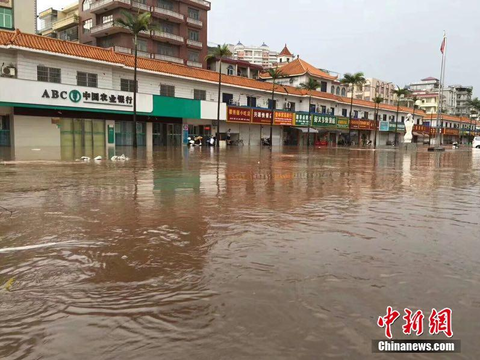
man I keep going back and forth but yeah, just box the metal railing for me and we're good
[186,39,202,48]
[91,21,114,33]
[152,31,184,42]
[52,15,79,31]
[187,61,202,68]
[186,17,203,27]
[190,0,211,9]
[91,0,131,11]
[132,1,150,11]
[153,7,184,21]
[114,46,132,54]
[153,54,184,64]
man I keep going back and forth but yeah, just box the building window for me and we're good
[157,44,178,56]
[158,0,174,10]
[320,81,327,92]
[188,8,200,20]
[37,66,61,83]
[83,19,92,33]
[353,110,359,119]
[331,86,335,94]
[82,0,91,11]
[223,93,233,104]
[342,109,348,117]
[77,72,98,88]
[194,89,206,100]
[121,79,137,92]
[103,15,113,24]
[336,88,340,96]
[227,65,234,76]
[188,51,199,62]
[321,106,327,114]
[160,84,175,97]
[99,37,114,48]
[137,38,148,52]
[161,22,175,34]
[341,88,346,97]
[188,29,199,41]
[268,99,277,109]
[247,96,257,107]
[0,8,13,29]
[364,111,369,119]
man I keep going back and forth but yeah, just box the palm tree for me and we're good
[372,96,384,149]
[205,44,232,147]
[392,87,411,145]
[340,72,366,146]
[467,97,480,140]
[266,67,285,147]
[299,78,321,147]
[115,11,157,148]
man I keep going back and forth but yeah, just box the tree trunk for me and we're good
[307,95,312,147]
[394,102,400,146]
[269,81,275,147]
[133,34,138,148]
[373,103,378,149]
[216,60,222,148]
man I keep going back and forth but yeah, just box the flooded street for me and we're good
[1,147,480,359]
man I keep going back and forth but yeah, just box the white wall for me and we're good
[13,115,60,148]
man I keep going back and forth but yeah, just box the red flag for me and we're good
[440,35,446,54]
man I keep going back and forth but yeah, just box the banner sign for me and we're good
[413,124,430,134]
[388,123,406,133]
[443,128,460,136]
[379,121,390,132]
[274,110,295,126]
[312,114,337,127]
[227,106,252,123]
[350,119,376,130]
[295,112,310,127]
[252,109,273,125]
[336,117,350,129]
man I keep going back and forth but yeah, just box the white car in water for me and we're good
[473,137,480,149]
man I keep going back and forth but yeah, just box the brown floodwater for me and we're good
[1,146,479,359]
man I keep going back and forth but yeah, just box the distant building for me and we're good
[232,41,279,68]
[277,44,294,66]
[347,78,398,105]
[407,77,473,117]
[0,0,36,34]
[38,3,79,41]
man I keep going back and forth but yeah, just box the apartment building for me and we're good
[80,0,210,68]
[232,42,278,68]
[347,78,398,105]
[0,0,36,33]
[38,3,80,41]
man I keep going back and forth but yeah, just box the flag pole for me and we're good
[435,32,447,147]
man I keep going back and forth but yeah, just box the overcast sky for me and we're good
[38,0,480,95]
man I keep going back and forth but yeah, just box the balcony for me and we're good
[91,21,127,36]
[152,7,184,23]
[187,17,203,28]
[153,54,184,64]
[182,0,211,10]
[52,15,79,31]
[114,46,151,58]
[131,1,150,12]
[152,30,184,45]
[90,0,131,14]
[186,39,203,49]
[187,61,202,68]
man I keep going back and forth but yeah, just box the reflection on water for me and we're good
[1,147,480,359]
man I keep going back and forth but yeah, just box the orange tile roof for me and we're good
[261,58,338,81]
[0,29,424,116]
[279,44,292,57]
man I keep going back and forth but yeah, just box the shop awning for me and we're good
[293,127,318,133]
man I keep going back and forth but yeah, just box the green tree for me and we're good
[205,45,232,147]
[266,67,285,147]
[115,11,157,148]
[299,78,321,147]
[467,97,480,140]
[372,96,384,149]
[340,72,366,146]
[392,87,411,145]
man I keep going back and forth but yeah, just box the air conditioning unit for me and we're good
[2,66,16,77]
